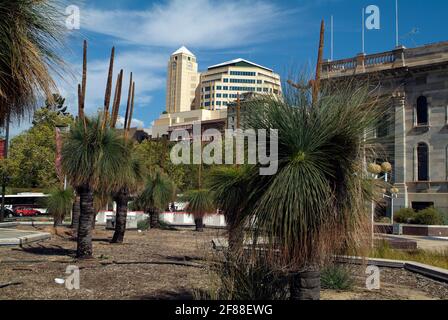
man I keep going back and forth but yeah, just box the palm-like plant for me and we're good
[61,116,129,258]
[0,0,65,123]
[111,146,145,243]
[133,171,176,229]
[183,189,216,232]
[207,165,255,251]
[240,84,383,300]
[46,187,74,227]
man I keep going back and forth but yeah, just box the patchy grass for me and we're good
[371,241,448,270]
[321,265,354,290]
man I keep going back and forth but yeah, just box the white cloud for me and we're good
[58,50,166,116]
[115,116,145,129]
[82,0,288,49]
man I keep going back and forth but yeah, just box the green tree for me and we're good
[133,170,176,228]
[134,139,197,192]
[8,108,73,189]
[208,165,253,251]
[182,189,215,232]
[226,84,383,300]
[111,144,145,243]
[0,0,66,123]
[46,187,74,227]
[61,116,129,258]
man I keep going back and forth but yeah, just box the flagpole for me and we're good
[395,0,399,47]
[362,8,365,53]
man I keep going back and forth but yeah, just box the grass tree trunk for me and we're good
[194,217,204,232]
[71,194,80,232]
[111,192,128,243]
[149,208,159,229]
[228,223,244,253]
[289,269,321,300]
[77,185,95,259]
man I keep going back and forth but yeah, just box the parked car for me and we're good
[0,208,14,218]
[14,207,41,217]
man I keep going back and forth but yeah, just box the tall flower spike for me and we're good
[103,47,115,128]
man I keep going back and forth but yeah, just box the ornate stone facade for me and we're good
[322,42,448,216]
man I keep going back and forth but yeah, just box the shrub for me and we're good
[137,219,150,230]
[394,208,415,224]
[200,253,289,300]
[376,216,391,224]
[321,264,354,290]
[414,208,444,226]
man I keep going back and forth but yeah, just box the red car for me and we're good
[14,208,41,217]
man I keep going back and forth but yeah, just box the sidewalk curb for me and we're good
[336,255,448,283]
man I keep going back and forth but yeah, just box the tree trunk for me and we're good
[289,269,321,300]
[53,215,63,228]
[194,217,204,232]
[91,213,97,230]
[77,185,95,259]
[228,224,244,253]
[149,208,159,229]
[71,194,80,232]
[111,191,128,243]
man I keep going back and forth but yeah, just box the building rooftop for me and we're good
[172,46,195,56]
[208,58,273,72]
[322,41,448,79]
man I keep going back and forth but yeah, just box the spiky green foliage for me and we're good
[183,189,216,219]
[207,165,254,228]
[61,116,130,191]
[0,0,66,122]
[241,83,385,269]
[46,187,74,226]
[133,170,176,213]
[321,264,354,290]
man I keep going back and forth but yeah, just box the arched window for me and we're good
[416,96,428,126]
[417,142,429,181]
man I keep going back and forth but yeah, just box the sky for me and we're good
[8,0,448,136]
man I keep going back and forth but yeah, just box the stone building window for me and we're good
[417,142,429,181]
[416,96,428,126]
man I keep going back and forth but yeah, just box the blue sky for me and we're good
[9,0,448,135]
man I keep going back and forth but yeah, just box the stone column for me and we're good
[393,92,408,209]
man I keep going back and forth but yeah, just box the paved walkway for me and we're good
[0,228,51,246]
[383,234,448,252]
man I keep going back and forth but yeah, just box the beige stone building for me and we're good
[165,46,200,113]
[322,41,448,217]
[152,47,282,137]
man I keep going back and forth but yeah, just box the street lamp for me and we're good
[367,161,394,245]
[383,187,399,224]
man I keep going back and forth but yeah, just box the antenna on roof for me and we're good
[362,8,365,53]
[395,0,399,47]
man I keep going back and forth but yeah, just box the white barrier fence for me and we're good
[96,211,227,229]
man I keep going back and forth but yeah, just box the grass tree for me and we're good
[61,117,129,258]
[183,189,215,232]
[110,148,145,243]
[0,0,66,123]
[240,83,384,300]
[46,187,74,227]
[133,171,176,228]
[208,165,254,251]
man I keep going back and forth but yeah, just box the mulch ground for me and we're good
[0,226,447,300]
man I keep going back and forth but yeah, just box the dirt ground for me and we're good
[0,226,447,300]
